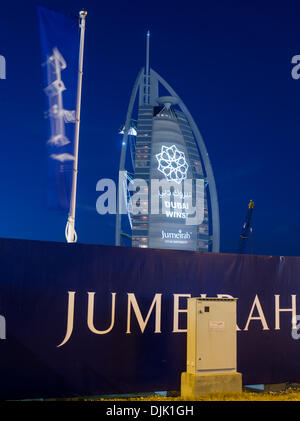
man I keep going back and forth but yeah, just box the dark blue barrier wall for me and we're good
[1,237,300,399]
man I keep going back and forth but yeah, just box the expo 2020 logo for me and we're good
[156,145,188,184]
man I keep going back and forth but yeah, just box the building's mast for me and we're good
[145,30,150,104]
[146,30,150,77]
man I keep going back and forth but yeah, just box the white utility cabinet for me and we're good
[186,297,238,374]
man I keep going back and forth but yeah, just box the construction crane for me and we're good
[238,200,255,254]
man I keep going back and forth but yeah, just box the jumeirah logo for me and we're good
[0,55,6,79]
[161,229,191,242]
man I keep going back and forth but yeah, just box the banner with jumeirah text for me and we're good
[1,237,300,399]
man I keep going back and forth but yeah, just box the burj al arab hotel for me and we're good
[115,32,220,253]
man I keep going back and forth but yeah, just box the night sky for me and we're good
[0,0,300,256]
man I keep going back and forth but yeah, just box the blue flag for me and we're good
[38,6,79,210]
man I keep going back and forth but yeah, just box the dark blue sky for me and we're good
[0,0,300,256]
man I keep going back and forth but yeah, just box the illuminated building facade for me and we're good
[116,33,220,252]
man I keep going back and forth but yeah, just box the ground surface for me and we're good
[89,386,300,401]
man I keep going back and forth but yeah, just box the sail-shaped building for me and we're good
[116,32,220,252]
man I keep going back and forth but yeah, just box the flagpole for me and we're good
[65,10,87,243]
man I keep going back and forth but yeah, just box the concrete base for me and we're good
[181,371,242,399]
